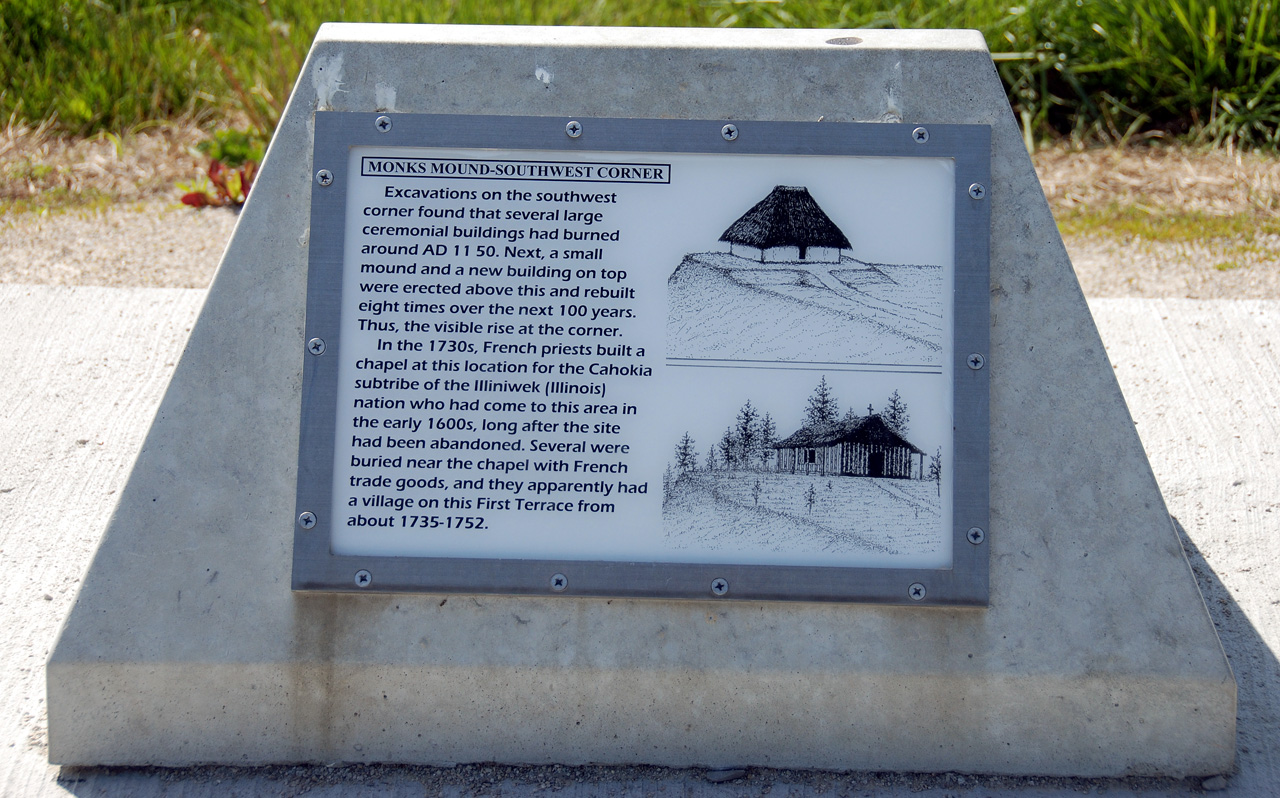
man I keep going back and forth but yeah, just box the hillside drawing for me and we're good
[666,185,944,366]
[662,379,944,561]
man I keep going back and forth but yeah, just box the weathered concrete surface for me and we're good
[46,25,1234,775]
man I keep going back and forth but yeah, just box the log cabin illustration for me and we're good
[719,185,852,263]
[773,414,927,479]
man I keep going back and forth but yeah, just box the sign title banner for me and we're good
[294,113,990,604]
[362,156,672,184]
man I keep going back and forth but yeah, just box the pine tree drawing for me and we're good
[720,427,737,472]
[883,389,909,436]
[736,400,759,470]
[805,376,839,427]
[674,432,697,474]
[758,412,776,470]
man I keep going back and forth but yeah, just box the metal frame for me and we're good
[293,112,990,605]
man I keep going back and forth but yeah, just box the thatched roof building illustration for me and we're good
[772,414,925,479]
[720,185,852,263]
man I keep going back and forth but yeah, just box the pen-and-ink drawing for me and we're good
[667,185,944,366]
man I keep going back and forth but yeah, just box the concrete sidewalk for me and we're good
[1,285,1276,796]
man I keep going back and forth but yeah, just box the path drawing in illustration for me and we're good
[666,185,944,365]
[662,380,944,560]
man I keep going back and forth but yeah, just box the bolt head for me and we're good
[375,115,392,132]
[967,527,986,545]
[315,169,333,186]
[565,121,582,138]
[908,582,927,601]
[551,572,568,592]
[307,337,326,356]
[710,577,729,596]
[968,182,987,200]
[297,511,317,530]
[354,569,372,588]
[721,124,739,142]
[912,126,929,143]
[967,353,986,370]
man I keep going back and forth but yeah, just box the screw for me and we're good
[316,169,333,186]
[710,577,729,596]
[354,570,372,588]
[968,183,987,200]
[721,124,739,142]
[375,115,392,132]
[565,121,582,138]
[297,511,317,529]
[912,127,929,143]
[967,527,986,545]
[909,582,927,601]
[307,337,326,356]
[967,353,986,370]
[550,573,568,592]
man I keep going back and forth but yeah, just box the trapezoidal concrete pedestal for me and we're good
[48,24,1234,776]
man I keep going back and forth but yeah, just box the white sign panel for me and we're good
[294,114,990,604]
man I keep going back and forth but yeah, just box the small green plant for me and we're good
[179,129,265,208]
[197,128,266,169]
[4,160,57,182]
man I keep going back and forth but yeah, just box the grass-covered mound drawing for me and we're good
[663,471,940,557]
[666,185,943,366]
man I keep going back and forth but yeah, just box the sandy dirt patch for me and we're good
[2,129,1279,296]
[0,202,237,287]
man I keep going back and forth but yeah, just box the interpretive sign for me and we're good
[293,113,990,604]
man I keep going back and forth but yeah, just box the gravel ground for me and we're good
[1068,234,1280,298]
[2,203,1277,298]
[0,203,237,288]
[2,135,1278,296]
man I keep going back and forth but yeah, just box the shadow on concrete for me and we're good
[50,761,1211,798]
[1172,515,1277,794]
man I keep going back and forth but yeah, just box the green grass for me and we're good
[2,0,1279,147]
[3,159,57,183]
[1003,0,1280,147]
[0,0,715,136]
[0,189,115,218]
[1056,204,1280,273]
[1057,204,1280,240]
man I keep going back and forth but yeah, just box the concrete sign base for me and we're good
[48,24,1235,776]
